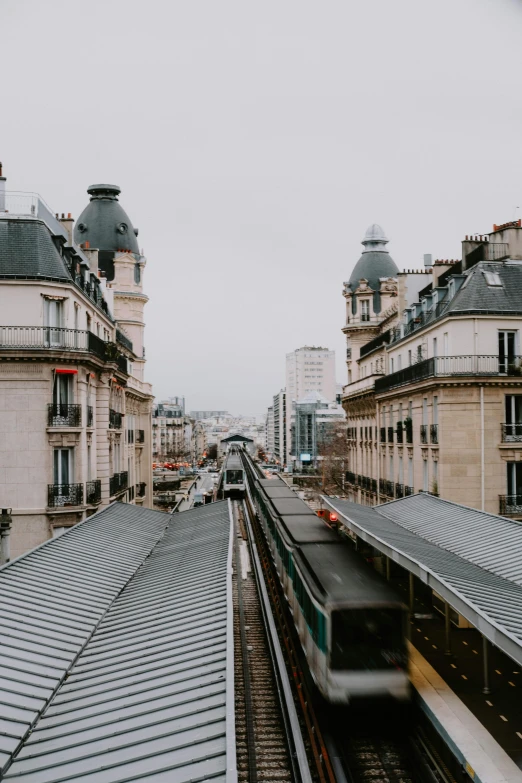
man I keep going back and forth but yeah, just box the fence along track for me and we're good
[233,500,301,782]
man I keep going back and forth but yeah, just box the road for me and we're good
[176,473,216,512]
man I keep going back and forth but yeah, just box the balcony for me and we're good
[395,483,404,498]
[135,429,145,444]
[499,495,522,516]
[405,420,413,444]
[380,427,386,443]
[87,406,93,428]
[375,355,522,394]
[396,422,403,444]
[342,373,385,400]
[420,425,428,444]
[48,404,82,427]
[116,328,133,353]
[86,479,101,505]
[370,479,377,494]
[109,471,128,496]
[48,483,83,508]
[387,426,394,444]
[501,423,522,442]
[137,482,146,498]
[119,471,129,490]
[385,480,394,497]
[430,424,438,444]
[0,325,118,363]
[109,409,123,429]
[116,355,128,374]
[346,471,356,485]
[404,485,414,496]
[360,329,391,359]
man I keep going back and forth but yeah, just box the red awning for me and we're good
[55,369,78,375]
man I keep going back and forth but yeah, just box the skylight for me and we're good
[483,271,503,287]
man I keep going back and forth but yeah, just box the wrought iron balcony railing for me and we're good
[135,429,145,443]
[86,479,101,505]
[48,483,83,508]
[119,471,129,490]
[379,478,387,496]
[501,423,522,442]
[395,483,404,498]
[116,354,128,374]
[420,425,428,444]
[48,404,81,427]
[385,480,394,497]
[387,426,394,443]
[430,423,438,444]
[375,355,522,394]
[116,328,133,353]
[499,495,522,516]
[109,409,123,429]
[396,422,403,443]
[346,471,356,485]
[137,482,146,497]
[405,421,413,444]
[380,427,386,443]
[371,478,377,494]
[404,485,414,496]
[87,406,93,428]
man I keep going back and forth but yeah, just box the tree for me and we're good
[207,443,218,460]
[317,420,348,494]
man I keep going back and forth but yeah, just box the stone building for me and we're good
[342,220,522,519]
[0,174,153,559]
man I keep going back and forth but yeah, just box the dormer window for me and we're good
[483,271,502,287]
[361,300,370,322]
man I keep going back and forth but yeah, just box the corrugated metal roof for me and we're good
[322,496,522,668]
[1,500,235,783]
[378,493,522,586]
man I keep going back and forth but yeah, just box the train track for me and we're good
[237,452,452,783]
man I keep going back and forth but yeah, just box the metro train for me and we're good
[222,449,246,498]
[244,461,410,704]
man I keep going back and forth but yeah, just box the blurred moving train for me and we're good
[242,454,410,704]
[222,448,246,498]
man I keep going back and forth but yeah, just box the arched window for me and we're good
[134,263,141,284]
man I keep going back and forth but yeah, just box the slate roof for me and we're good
[446,261,522,315]
[0,501,235,783]
[0,220,71,281]
[322,494,522,667]
[348,251,399,314]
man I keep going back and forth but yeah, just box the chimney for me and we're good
[0,162,6,213]
[59,211,75,244]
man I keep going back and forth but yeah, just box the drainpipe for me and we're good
[480,385,485,511]
[0,508,12,565]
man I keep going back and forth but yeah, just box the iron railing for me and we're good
[430,424,438,444]
[109,409,123,429]
[119,471,129,490]
[116,328,133,352]
[380,427,386,443]
[396,421,403,443]
[48,483,83,508]
[379,478,386,496]
[87,406,93,428]
[387,426,394,443]
[405,421,413,444]
[137,482,146,497]
[116,354,128,374]
[405,485,414,496]
[395,483,404,498]
[360,329,391,359]
[47,404,81,427]
[376,355,522,394]
[371,478,377,494]
[109,474,120,496]
[501,423,522,442]
[86,479,101,505]
[346,471,356,485]
[385,480,394,497]
[499,495,522,516]
[420,425,428,444]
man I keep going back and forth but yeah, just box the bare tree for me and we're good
[317,420,348,494]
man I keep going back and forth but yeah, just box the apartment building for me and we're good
[273,389,287,465]
[266,405,275,458]
[290,390,345,471]
[342,220,522,519]
[0,175,153,559]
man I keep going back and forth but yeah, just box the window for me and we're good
[483,271,502,287]
[398,355,402,370]
[54,448,72,485]
[398,456,403,484]
[44,298,64,346]
[134,263,141,284]
[432,337,437,358]
[408,350,412,366]
[443,332,449,355]
[433,396,438,425]
[53,373,72,406]
[408,457,413,489]
[422,397,428,425]
[361,300,370,322]
[499,331,517,373]
[390,358,394,373]
[389,454,394,482]
[507,462,522,498]
[87,444,92,482]
[432,459,438,492]
[423,459,428,491]
[74,303,80,332]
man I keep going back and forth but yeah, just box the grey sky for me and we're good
[2,0,522,415]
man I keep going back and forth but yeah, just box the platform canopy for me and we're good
[322,493,522,668]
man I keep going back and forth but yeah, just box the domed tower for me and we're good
[74,185,148,381]
[342,224,399,384]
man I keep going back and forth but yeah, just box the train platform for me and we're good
[0,501,237,783]
[411,644,522,782]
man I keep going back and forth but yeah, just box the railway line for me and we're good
[230,447,453,783]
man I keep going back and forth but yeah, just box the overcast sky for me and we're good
[2,0,522,415]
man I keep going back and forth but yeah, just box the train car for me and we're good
[223,450,246,498]
[248,471,410,704]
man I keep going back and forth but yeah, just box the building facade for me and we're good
[0,176,153,559]
[266,405,275,459]
[342,220,522,519]
[290,391,345,471]
[273,389,287,466]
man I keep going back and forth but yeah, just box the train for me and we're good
[222,448,246,498]
[243,458,410,704]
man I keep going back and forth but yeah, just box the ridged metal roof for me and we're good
[379,493,522,586]
[1,500,235,783]
[322,496,522,668]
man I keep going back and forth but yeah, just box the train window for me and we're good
[226,469,243,484]
[330,609,406,671]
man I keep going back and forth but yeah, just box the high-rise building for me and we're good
[290,391,345,471]
[266,406,275,458]
[273,390,286,465]
[0,174,153,559]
